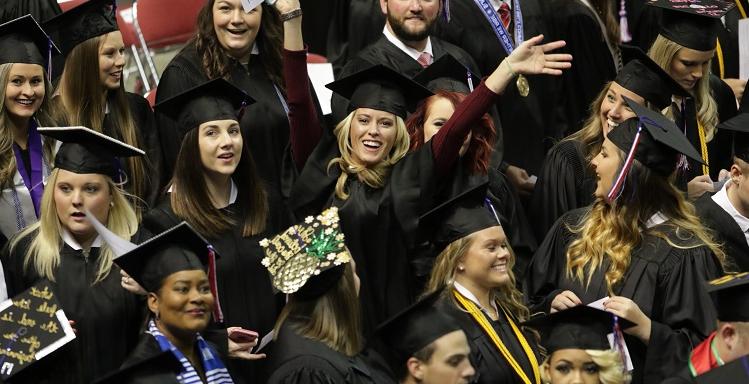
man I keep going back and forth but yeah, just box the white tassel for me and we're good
[619,0,632,43]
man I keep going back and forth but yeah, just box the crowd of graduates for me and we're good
[0,0,747,383]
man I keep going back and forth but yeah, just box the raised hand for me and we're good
[506,34,572,76]
[273,0,301,15]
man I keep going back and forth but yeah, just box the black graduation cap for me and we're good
[0,14,60,66]
[616,44,688,110]
[115,222,214,293]
[92,351,182,384]
[716,94,749,162]
[38,126,144,177]
[412,54,478,94]
[260,207,352,300]
[647,0,735,51]
[607,96,704,177]
[695,354,749,383]
[376,288,463,373]
[522,306,636,354]
[419,182,499,251]
[326,64,433,119]
[705,272,749,322]
[154,78,253,141]
[42,0,118,56]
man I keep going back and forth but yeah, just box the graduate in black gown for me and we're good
[155,0,301,233]
[146,78,278,383]
[646,0,739,198]
[695,96,749,272]
[526,100,726,384]
[261,207,395,384]
[0,0,61,23]
[325,0,385,75]
[422,183,542,384]
[434,0,559,180]
[43,0,161,210]
[712,0,747,99]
[95,222,254,384]
[530,45,689,241]
[524,306,634,384]
[2,127,144,383]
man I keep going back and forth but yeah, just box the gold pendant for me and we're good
[516,74,530,97]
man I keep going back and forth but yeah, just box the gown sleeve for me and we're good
[283,48,323,171]
[643,246,724,383]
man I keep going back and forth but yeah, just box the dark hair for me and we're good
[192,1,284,92]
[406,90,495,175]
[396,342,436,380]
[170,127,268,238]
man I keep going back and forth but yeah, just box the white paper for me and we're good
[254,330,275,353]
[35,310,76,360]
[85,209,137,258]
[587,297,634,372]
[307,63,335,116]
[528,175,538,185]
[240,0,264,13]
[740,19,749,80]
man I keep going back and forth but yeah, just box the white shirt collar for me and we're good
[62,229,102,250]
[712,182,749,233]
[382,25,433,62]
[644,212,669,229]
[453,281,499,316]
[167,179,237,207]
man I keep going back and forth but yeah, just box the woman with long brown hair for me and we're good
[526,101,727,383]
[43,0,161,212]
[0,15,58,250]
[155,0,293,234]
[423,183,541,384]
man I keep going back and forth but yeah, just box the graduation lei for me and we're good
[453,289,541,384]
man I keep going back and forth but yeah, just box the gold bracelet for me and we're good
[281,8,303,22]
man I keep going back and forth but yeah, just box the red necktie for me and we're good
[417,52,433,68]
[498,1,511,30]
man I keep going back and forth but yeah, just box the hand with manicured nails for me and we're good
[604,296,652,344]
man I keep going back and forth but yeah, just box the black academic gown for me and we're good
[155,42,295,232]
[1,231,143,384]
[434,295,541,384]
[290,128,435,333]
[526,208,724,384]
[661,367,696,384]
[694,193,749,272]
[142,198,282,383]
[713,3,747,79]
[266,319,395,384]
[529,139,596,241]
[546,0,618,136]
[326,0,385,76]
[675,75,739,185]
[0,0,61,23]
[435,0,558,174]
[103,92,162,209]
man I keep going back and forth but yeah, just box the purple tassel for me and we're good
[619,0,632,43]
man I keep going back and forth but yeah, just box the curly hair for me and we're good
[566,148,728,292]
[540,349,631,384]
[192,1,284,92]
[406,90,496,175]
[327,111,410,200]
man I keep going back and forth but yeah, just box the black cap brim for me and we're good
[42,0,118,55]
[616,44,688,109]
[413,54,479,94]
[0,14,60,66]
[648,0,735,51]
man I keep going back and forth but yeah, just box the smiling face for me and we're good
[213,0,262,61]
[424,96,471,156]
[457,226,511,290]
[198,119,243,179]
[668,47,714,91]
[591,138,623,200]
[53,170,111,246]
[4,63,45,122]
[545,349,601,384]
[150,269,214,339]
[414,330,475,384]
[381,0,440,42]
[98,31,125,90]
[598,82,645,137]
[349,108,398,167]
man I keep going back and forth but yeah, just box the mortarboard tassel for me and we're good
[484,197,501,226]
[619,0,632,43]
[467,70,474,92]
[207,245,224,323]
[47,39,52,83]
[441,0,451,22]
[607,125,643,202]
[612,315,629,372]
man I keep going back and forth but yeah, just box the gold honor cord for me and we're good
[735,0,747,18]
[698,120,710,176]
[716,39,725,79]
[453,290,541,384]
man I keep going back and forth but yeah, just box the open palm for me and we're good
[507,35,572,76]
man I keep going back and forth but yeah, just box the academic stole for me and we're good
[453,290,541,384]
